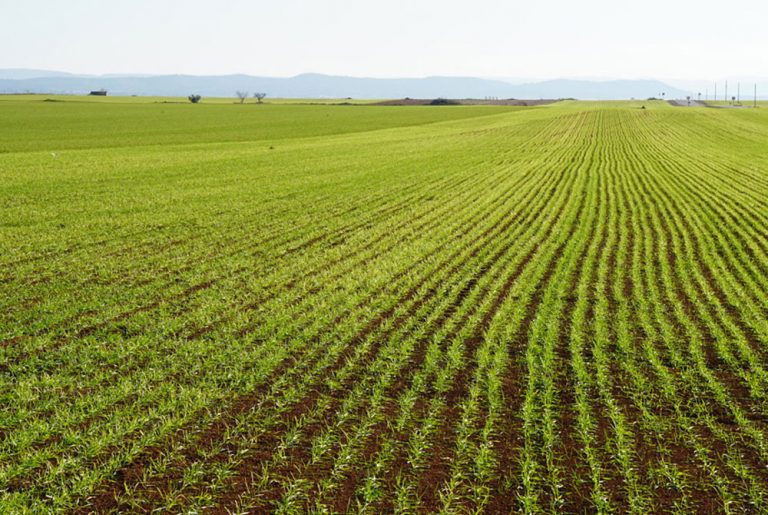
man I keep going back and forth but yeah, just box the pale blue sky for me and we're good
[2,0,766,80]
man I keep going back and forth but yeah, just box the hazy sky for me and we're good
[2,0,766,80]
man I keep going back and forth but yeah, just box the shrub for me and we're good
[429,98,459,106]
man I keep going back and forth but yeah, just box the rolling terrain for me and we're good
[2,97,768,513]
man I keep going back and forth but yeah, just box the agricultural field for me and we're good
[2,96,768,513]
[704,100,767,109]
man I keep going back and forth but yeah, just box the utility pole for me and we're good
[755,83,758,108]
[738,82,740,104]
[714,83,717,102]
[706,88,708,101]
[725,80,728,103]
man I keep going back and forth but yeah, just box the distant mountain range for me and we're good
[0,69,695,100]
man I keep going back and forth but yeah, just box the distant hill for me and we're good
[0,71,691,100]
[0,69,80,80]
[506,79,687,100]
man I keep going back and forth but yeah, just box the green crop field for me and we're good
[2,96,768,513]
